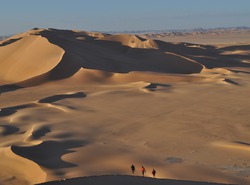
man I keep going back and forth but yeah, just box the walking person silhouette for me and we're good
[131,164,135,175]
[140,166,146,176]
[152,169,156,178]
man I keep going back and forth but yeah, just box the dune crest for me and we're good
[98,34,158,48]
[0,35,64,84]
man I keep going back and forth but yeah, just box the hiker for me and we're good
[140,166,146,176]
[152,169,156,177]
[131,164,135,175]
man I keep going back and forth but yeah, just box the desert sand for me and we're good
[0,28,250,185]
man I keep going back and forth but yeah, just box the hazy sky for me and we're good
[0,0,250,35]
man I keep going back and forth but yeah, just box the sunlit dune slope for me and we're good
[0,35,64,84]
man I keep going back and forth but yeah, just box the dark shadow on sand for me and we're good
[223,79,239,85]
[0,109,17,117]
[0,84,23,94]
[0,38,21,47]
[155,40,250,69]
[0,124,19,136]
[31,126,51,140]
[11,140,88,169]
[0,103,35,117]
[38,92,86,103]
[144,83,171,91]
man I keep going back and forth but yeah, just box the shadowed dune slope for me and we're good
[36,175,234,185]
[37,29,203,74]
[11,140,86,169]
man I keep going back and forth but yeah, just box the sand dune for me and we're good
[0,28,250,185]
[0,146,46,185]
[0,35,64,84]
[1,28,249,87]
[98,34,158,48]
[0,28,205,86]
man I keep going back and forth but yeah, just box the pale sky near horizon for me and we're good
[0,0,250,35]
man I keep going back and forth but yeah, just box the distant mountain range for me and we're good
[96,26,250,34]
[1,26,250,40]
